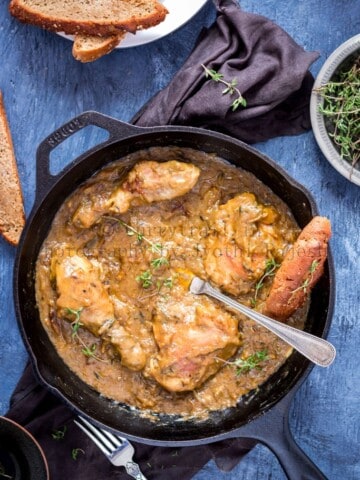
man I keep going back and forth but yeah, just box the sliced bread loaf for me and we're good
[72,32,125,63]
[9,0,168,36]
[0,92,25,246]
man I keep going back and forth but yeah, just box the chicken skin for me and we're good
[204,192,289,296]
[73,160,200,228]
[54,252,115,335]
[53,251,152,371]
[54,251,241,390]
[146,286,241,392]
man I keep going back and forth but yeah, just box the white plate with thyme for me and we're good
[59,0,209,49]
[310,34,360,186]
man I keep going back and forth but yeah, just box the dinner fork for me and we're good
[74,416,148,480]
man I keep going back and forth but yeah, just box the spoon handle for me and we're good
[191,278,336,367]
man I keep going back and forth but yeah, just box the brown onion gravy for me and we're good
[35,146,305,419]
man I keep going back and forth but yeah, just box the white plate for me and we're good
[59,0,209,48]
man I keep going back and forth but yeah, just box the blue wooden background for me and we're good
[0,1,359,479]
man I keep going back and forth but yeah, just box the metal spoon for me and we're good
[189,276,336,367]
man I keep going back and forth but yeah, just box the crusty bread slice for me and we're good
[72,32,126,63]
[0,92,25,246]
[9,0,168,36]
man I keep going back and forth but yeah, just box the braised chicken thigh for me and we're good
[54,252,114,336]
[204,192,293,296]
[147,287,240,392]
[73,160,200,228]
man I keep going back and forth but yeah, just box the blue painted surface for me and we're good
[0,1,359,479]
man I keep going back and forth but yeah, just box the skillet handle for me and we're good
[35,110,142,204]
[236,394,328,480]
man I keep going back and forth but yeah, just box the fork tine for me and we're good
[74,417,117,455]
[75,416,126,450]
[74,417,148,480]
[74,419,110,456]
[99,427,123,448]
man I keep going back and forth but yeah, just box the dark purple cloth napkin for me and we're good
[133,0,319,143]
[6,363,255,479]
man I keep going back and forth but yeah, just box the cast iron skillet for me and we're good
[14,111,335,480]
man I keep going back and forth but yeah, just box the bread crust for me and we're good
[0,92,25,246]
[72,32,125,62]
[264,216,331,321]
[9,1,168,35]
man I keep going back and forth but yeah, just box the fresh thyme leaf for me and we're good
[125,229,144,242]
[202,64,247,111]
[251,258,280,306]
[216,350,269,375]
[82,343,97,357]
[233,350,269,375]
[136,270,153,289]
[51,426,67,440]
[106,217,165,251]
[71,319,84,339]
[104,216,171,293]
[204,68,224,82]
[315,55,360,169]
[151,257,169,269]
[292,259,320,295]
[151,242,163,255]
[71,448,85,461]
[231,96,247,111]
[64,306,108,363]
[309,259,319,274]
[163,277,174,289]
[66,308,85,339]
[65,307,83,322]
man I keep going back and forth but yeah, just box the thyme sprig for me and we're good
[251,258,280,307]
[218,350,269,375]
[136,270,174,293]
[65,308,108,363]
[151,256,169,269]
[72,448,85,461]
[315,56,360,169]
[104,216,174,291]
[291,259,319,296]
[136,270,153,289]
[201,64,247,111]
[51,426,67,440]
[104,216,166,257]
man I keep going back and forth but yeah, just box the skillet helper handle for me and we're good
[237,396,328,480]
[35,110,141,203]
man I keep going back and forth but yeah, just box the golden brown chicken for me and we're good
[106,297,155,372]
[53,250,154,371]
[54,252,115,335]
[204,192,290,296]
[146,286,241,392]
[73,160,200,228]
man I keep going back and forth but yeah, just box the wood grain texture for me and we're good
[0,1,359,479]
